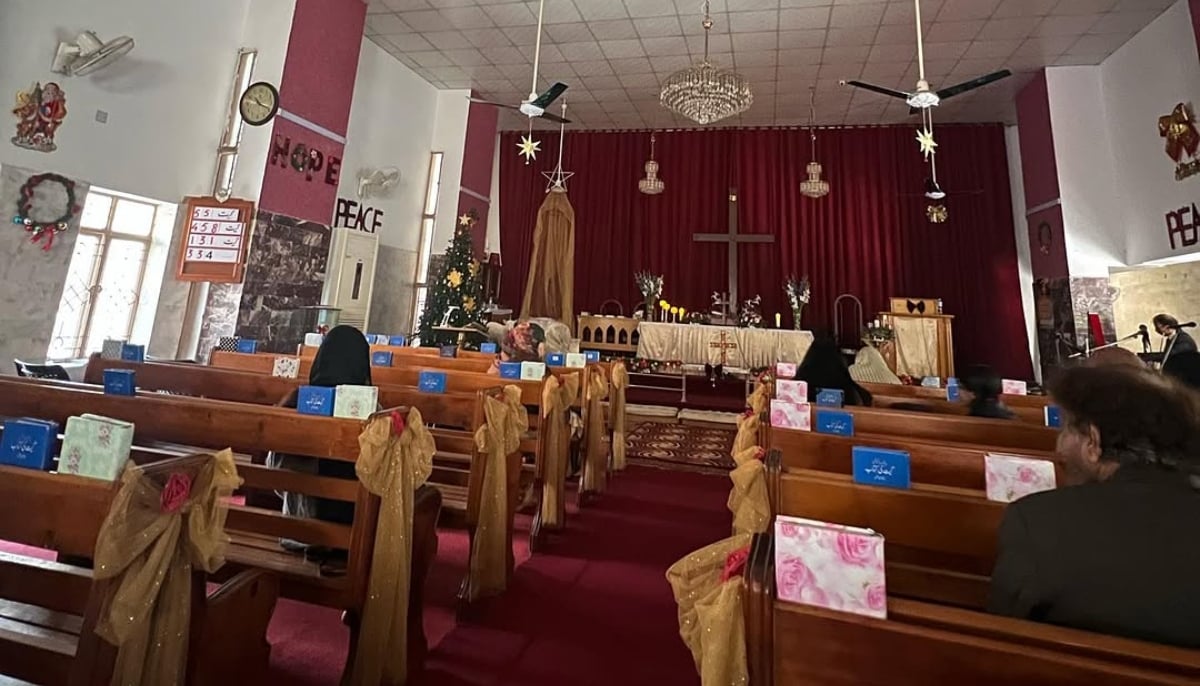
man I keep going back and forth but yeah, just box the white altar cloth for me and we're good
[637,322,814,368]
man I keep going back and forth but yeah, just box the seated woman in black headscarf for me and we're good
[793,336,873,406]
[268,325,373,568]
[963,364,1017,420]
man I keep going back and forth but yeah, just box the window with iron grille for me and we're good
[46,189,160,359]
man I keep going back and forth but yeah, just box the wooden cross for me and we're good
[693,188,775,309]
[709,330,738,366]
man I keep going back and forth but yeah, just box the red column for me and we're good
[258,0,366,224]
[456,98,499,257]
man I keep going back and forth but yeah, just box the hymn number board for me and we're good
[176,196,256,283]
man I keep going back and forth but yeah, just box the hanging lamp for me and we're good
[639,133,665,195]
[799,88,830,199]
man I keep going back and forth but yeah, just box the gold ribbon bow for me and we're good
[1159,103,1200,163]
[581,367,610,494]
[610,363,629,471]
[347,408,436,685]
[665,534,753,686]
[540,374,577,529]
[93,449,241,686]
[746,381,770,417]
[728,447,770,536]
[467,387,523,599]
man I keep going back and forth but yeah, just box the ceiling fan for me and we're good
[469,0,571,124]
[841,0,1011,112]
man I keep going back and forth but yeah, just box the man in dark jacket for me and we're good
[988,365,1200,649]
[1154,313,1197,357]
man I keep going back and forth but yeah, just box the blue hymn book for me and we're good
[852,446,911,489]
[389,335,407,346]
[0,419,58,470]
[499,362,522,379]
[371,351,394,367]
[439,345,458,358]
[815,388,844,407]
[546,352,566,367]
[236,339,258,354]
[419,371,448,393]
[102,369,136,396]
[120,343,145,362]
[815,410,854,436]
[297,386,335,416]
[480,342,498,354]
[1045,405,1062,428]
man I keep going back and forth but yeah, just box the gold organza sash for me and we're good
[539,374,574,529]
[746,381,770,417]
[347,408,436,685]
[728,447,770,536]
[666,534,753,686]
[93,449,241,686]
[581,368,610,494]
[610,363,629,471]
[468,388,522,599]
[731,412,760,457]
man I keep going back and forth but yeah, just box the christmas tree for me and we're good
[417,209,484,346]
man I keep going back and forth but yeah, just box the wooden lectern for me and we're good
[880,297,955,380]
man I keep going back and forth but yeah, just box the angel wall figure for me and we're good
[11,82,67,152]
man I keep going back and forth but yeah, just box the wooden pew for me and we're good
[0,454,278,685]
[761,405,1058,453]
[769,430,1063,491]
[862,381,1050,409]
[0,377,448,679]
[871,392,1046,424]
[84,356,568,548]
[744,534,1200,685]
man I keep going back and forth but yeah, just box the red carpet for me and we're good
[415,467,730,686]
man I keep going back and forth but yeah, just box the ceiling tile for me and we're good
[545,22,594,42]
[1066,31,1131,53]
[780,29,829,47]
[1088,10,1161,34]
[624,0,678,18]
[528,0,584,23]
[609,56,656,72]
[831,2,887,26]
[367,13,410,35]
[645,36,692,55]
[962,38,1022,59]
[935,0,1001,21]
[874,23,921,44]
[735,50,780,66]
[730,10,783,32]
[484,2,539,26]
[780,7,833,29]
[977,16,1043,39]
[923,20,984,42]
[387,32,435,51]
[483,45,530,64]
[823,45,872,62]
[882,1,942,26]
[636,16,686,37]
[439,6,495,29]
[382,0,432,11]
[601,38,647,58]
[992,0,1058,16]
[558,40,607,60]
[409,50,453,67]
[401,10,454,31]
[733,31,781,51]
[1050,0,1118,15]
[868,42,919,61]
[461,28,513,48]
[826,26,880,44]
[424,30,472,49]
[1034,14,1101,35]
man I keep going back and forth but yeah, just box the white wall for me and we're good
[1100,0,1200,266]
[1005,125,1042,380]
[1046,66,1125,277]
[0,0,286,205]
[337,38,439,252]
[430,90,471,251]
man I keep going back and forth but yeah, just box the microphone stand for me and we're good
[1068,333,1141,360]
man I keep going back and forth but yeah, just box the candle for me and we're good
[775,312,781,328]
[670,306,679,323]
[679,307,687,323]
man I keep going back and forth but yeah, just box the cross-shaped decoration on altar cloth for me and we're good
[709,330,738,367]
[693,188,775,312]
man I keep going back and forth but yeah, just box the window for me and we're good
[47,189,161,359]
[411,151,445,330]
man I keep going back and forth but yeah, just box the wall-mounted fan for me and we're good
[469,0,571,124]
[51,31,135,77]
[842,0,1010,112]
[357,167,400,200]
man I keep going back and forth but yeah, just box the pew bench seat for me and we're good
[0,556,92,686]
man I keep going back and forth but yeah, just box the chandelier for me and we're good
[799,88,829,199]
[639,133,664,195]
[659,1,752,125]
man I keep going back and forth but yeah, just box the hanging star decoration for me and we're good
[916,127,938,160]
[446,269,463,288]
[458,212,474,227]
[517,134,541,164]
[463,295,477,312]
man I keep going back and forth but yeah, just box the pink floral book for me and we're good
[1000,379,1028,395]
[774,515,887,619]
[775,362,798,378]
[770,399,811,430]
[984,453,1057,503]
[775,379,808,403]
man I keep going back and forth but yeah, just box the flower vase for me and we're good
[791,306,805,330]
[644,297,656,322]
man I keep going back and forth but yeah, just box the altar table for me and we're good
[636,322,814,369]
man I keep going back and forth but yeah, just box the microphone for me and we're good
[1176,322,1198,329]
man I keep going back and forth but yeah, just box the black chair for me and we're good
[13,360,71,381]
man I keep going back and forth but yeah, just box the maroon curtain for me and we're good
[499,126,1032,379]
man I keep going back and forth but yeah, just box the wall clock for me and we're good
[239,81,279,126]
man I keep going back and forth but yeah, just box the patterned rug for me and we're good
[626,422,736,474]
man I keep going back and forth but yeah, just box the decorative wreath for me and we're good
[11,173,80,251]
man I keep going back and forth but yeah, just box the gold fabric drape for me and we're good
[728,447,770,536]
[520,191,575,330]
[666,534,753,686]
[580,367,609,494]
[93,449,241,686]
[610,363,629,471]
[731,412,760,458]
[746,382,769,417]
[347,409,436,686]
[540,373,578,529]
[467,387,524,600]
